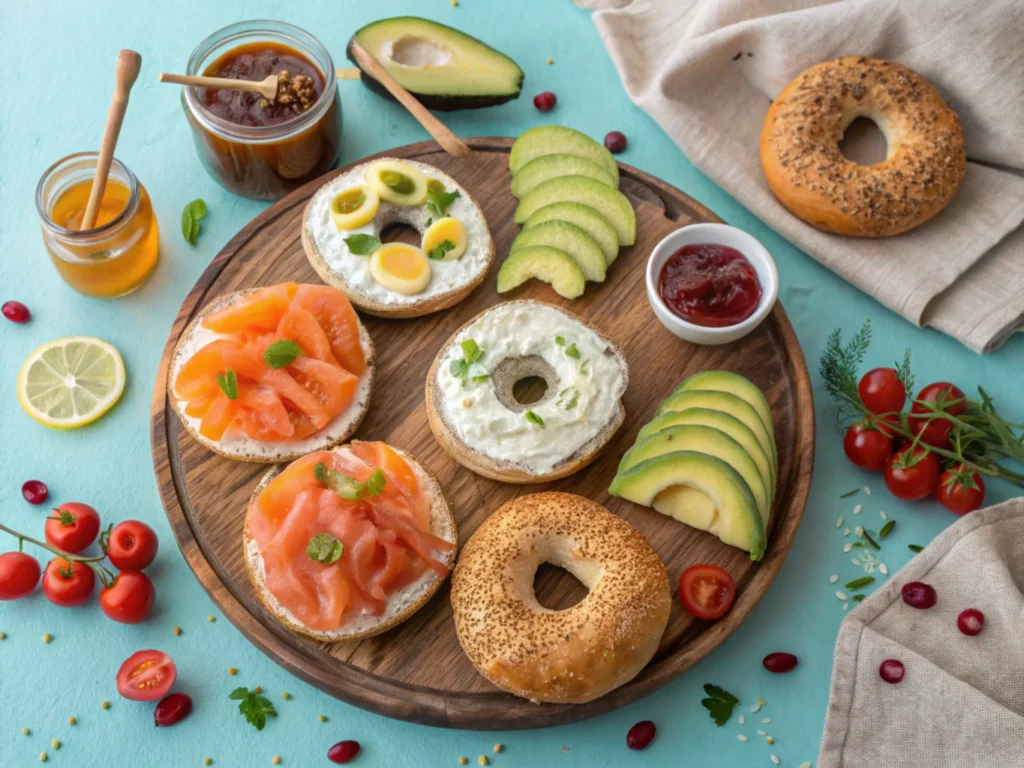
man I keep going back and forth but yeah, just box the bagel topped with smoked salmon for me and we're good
[245,441,457,642]
[169,283,375,463]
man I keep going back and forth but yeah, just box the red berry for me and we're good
[604,131,627,153]
[2,301,30,323]
[22,480,49,505]
[957,608,984,636]
[879,659,905,683]
[533,91,557,112]
[328,740,361,764]
[901,581,937,609]
[762,652,798,673]
[626,720,656,750]
[154,692,193,727]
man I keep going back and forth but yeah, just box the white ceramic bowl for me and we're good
[645,223,779,346]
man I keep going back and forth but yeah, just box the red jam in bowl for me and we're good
[657,243,762,327]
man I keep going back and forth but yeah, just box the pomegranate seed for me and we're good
[762,652,798,673]
[22,480,49,505]
[153,692,193,727]
[328,740,361,764]
[879,659,905,683]
[604,131,628,153]
[3,301,30,323]
[533,92,557,112]
[957,608,984,635]
[901,581,937,609]
[626,720,656,750]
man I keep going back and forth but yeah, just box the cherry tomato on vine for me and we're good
[678,564,736,620]
[858,368,906,414]
[936,464,986,515]
[0,552,41,600]
[100,570,155,624]
[42,557,95,607]
[843,421,893,470]
[884,446,940,501]
[910,382,967,449]
[116,650,176,702]
[105,521,158,571]
[45,502,100,554]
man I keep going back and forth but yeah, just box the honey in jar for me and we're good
[36,153,159,298]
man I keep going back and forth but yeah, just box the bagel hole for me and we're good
[839,117,888,165]
[512,376,548,405]
[379,221,421,246]
[533,563,588,611]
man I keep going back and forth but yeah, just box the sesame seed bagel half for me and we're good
[168,287,375,464]
[451,492,671,704]
[244,444,458,643]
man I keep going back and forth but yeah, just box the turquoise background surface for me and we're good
[2,1,1022,766]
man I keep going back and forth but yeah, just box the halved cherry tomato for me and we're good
[678,564,736,620]
[101,570,155,624]
[106,521,159,571]
[858,368,906,414]
[884,446,940,501]
[45,502,100,554]
[0,552,41,600]
[909,382,967,449]
[42,557,95,607]
[116,650,176,702]
[843,421,893,470]
[936,464,986,515]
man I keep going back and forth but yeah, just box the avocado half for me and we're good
[349,17,524,111]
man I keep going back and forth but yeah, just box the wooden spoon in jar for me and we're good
[158,72,279,100]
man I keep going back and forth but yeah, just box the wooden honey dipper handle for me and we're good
[82,50,142,230]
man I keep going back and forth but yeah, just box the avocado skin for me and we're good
[347,20,524,111]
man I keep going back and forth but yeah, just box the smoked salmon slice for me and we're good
[173,284,366,444]
[247,443,453,632]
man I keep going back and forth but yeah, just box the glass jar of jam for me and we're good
[36,152,160,299]
[182,20,342,200]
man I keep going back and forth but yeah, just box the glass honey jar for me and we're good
[36,152,160,299]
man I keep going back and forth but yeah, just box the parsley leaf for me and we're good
[216,369,238,400]
[525,410,545,428]
[461,339,484,365]
[307,533,344,564]
[263,339,302,368]
[428,239,456,260]
[701,684,739,727]
[228,687,277,731]
[344,234,382,256]
[426,187,460,219]
[564,343,580,359]
[449,358,469,380]
[449,339,486,385]
[181,198,207,245]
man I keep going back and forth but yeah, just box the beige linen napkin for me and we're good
[818,496,1024,767]
[579,0,1024,353]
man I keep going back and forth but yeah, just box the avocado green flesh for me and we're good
[349,17,523,110]
[618,425,769,527]
[515,176,636,246]
[510,126,619,183]
[496,246,585,299]
[510,220,606,282]
[524,203,620,266]
[511,154,615,198]
[636,408,775,496]
[609,451,765,560]
[673,371,775,448]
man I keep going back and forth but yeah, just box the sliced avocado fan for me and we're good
[523,202,620,266]
[497,246,586,299]
[510,220,607,282]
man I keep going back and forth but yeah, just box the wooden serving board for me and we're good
[152,137,814,730]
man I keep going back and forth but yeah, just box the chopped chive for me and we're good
[908,544,924,553]
[845,576,875,590]
[879,520,896,538]
[840,489,860,498]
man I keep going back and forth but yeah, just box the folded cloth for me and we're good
[817,496,1024,766]
[579,0,1024,353]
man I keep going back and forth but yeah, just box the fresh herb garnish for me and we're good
[845,576,875,590]
[263,339,302,369]
[461,339,484,365]
[862,530,881,550]
[181,198,207,245]
[579,359,590,375]
[216,369,238,400]
[525,410,545,428]
[471,374,491,383]
[314,462,386,500]
[428,239,456,260]
[852,594,865,603]
[229,687,277,731]
[895,347,915,395]
[840,489,860,498]
[879,520,896,538]
[450,339,485,386]
[426,186,460,219]
[908,544,924,553]
[557,387,579,410]
[344,234,382,255]
[449,358,469,380]
[362,468,386,497]
[307,533,344,564]
[555,336,565,346]
[564,343,580,360]
[701,684,739,727]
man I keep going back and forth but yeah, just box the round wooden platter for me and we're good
[152,137,815,730]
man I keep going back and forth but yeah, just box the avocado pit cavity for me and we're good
[387,36,453,68]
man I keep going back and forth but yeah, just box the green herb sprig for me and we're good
[314,463,386,500]
[216,369,238,400]
[525,410,544,428]
[344,234,382,255]
[307,533,344,565]
[263,340,302,369]
[449,339,485,385]
[428,239,456,260]
[701,684,739,727]
[426,186,460,219]
[228,687,277,731]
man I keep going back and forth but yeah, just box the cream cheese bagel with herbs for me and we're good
[425,300,628,483]
[302,158,495,318]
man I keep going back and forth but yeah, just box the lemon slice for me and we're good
[18,337,126,429]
